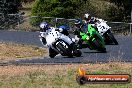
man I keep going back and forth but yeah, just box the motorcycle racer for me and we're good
[84,13,99,31]
[39,22,78,58]
[74,19,89,49]
[84,13,118,45]
[39,22,49,45]
[84,13,97,24]
[39,22,58,57]
[57,25,69,36]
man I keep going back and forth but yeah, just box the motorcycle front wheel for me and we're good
[93,39,106,53]
[56,42,73,57]
[49,48,58,58]
[73,50,82,57]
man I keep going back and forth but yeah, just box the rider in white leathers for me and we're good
[84,13,99,31]
[84,13,98,24]
[39,22,75,58]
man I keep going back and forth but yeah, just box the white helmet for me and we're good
[40,22,49,29]
[39,22,49,32]
[84,13,90,19]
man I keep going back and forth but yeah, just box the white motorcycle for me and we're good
[96,19,118,45]
[39,27,82,58]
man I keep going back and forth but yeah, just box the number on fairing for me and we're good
[98,25,105,30]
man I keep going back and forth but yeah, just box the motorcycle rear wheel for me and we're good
[108,33,118,45]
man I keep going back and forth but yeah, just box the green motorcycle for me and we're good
[75,24,106,52]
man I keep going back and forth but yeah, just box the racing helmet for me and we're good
[89,17,96,23]
[91,17,95,21]
[74,19,83,28]
[84,13,91,21]
[39,22,50,32]
[58,25,69,30]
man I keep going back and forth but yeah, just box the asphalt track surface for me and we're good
[0,30,132,64]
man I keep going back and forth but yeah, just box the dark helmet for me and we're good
[39,22,50,32]
[58,25,69,36]
[75,19,83,25]
[91,17,96,21]
[89,17,97,24]
[74,19,83,28]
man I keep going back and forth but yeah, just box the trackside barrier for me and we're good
[108,22,132,35]
[0,15,132,35]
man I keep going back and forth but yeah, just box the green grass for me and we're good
[0,63,132,88]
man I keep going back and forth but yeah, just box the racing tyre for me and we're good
[73,50,82,57]
[108,33,118,45]
[56,42,73,57]
[49,48,58,58]
[94,40,106,53]
[101,48,107,53]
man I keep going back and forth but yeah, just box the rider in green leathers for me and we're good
[74,16,106,52]
[74,19,90,49]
